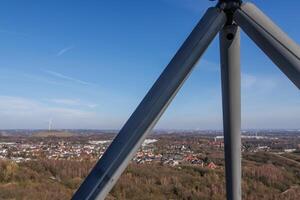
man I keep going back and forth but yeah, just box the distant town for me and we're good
[1,129,299,168]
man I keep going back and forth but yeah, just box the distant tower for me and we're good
[48,118,52,131]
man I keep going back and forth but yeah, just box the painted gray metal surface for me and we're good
[72,7,226,200]
[234,2,300,89]
[72,2,300,200]
[220,24,241,200]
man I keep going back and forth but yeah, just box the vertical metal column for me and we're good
[220,24,241,200]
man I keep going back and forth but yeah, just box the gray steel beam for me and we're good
[220,24,241,200]
[72,7,226,200]
[234,2,300,89]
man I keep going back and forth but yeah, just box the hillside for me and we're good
[32,131,77,138]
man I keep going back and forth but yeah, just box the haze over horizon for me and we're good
[0,0,299,130]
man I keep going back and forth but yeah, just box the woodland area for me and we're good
[0,152,299,200]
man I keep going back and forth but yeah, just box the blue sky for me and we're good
[0,0,299,129]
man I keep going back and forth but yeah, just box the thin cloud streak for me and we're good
[23,73,66,86]
[44,70,92,86]
[57,46,74,56]
[198,59,220,72]
[0,96,103,129]
[48,98,98,108]
[50,98,81,106]
[242,73,278,92]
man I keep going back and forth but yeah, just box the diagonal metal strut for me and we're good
[234,2,300,89]
[72,7,226,200]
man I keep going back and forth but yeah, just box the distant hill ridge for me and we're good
[32,130,77,137]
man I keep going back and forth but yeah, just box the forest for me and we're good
[0,152,299,200]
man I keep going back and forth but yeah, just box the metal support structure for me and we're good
[234,2,300,89]
[72,1,300,199]
[220,24,241,200]
[72,7,226,200]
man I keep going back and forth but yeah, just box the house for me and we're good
[207,162,217,169]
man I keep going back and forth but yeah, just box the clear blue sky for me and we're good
[0,0,299,129]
